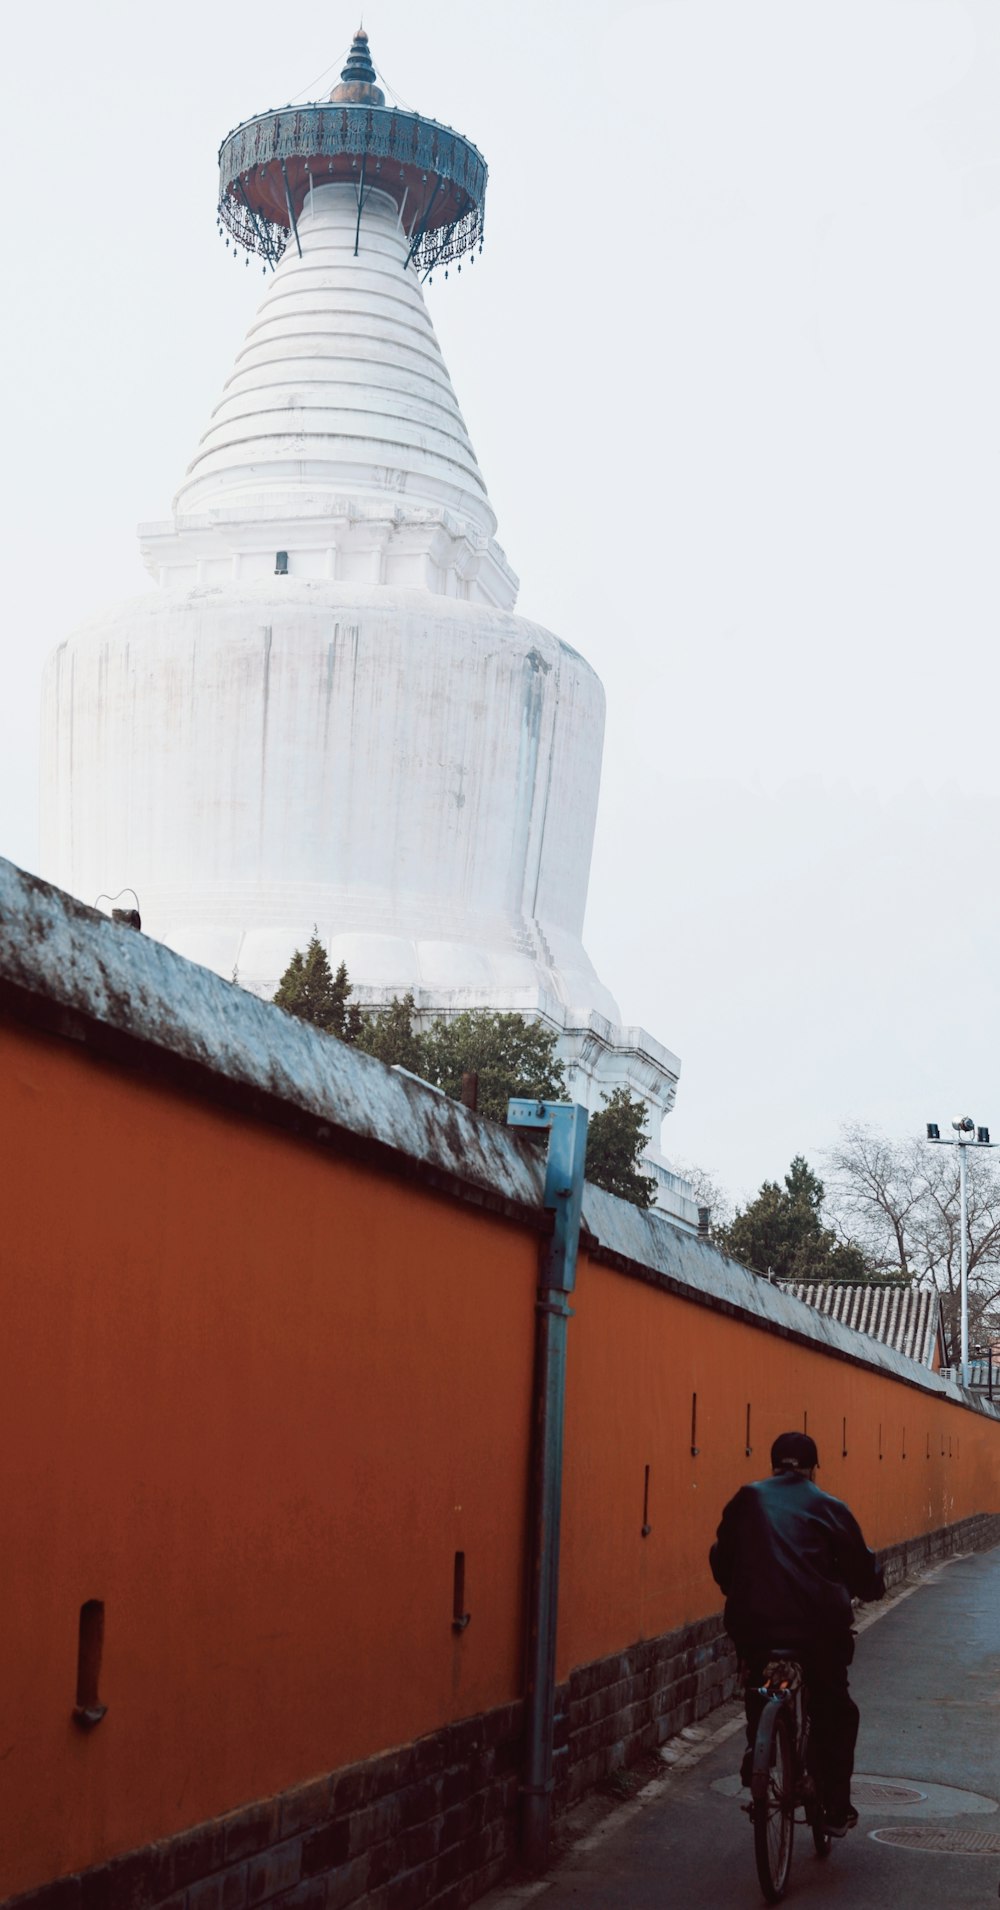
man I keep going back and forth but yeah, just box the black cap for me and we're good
[771,1431,818,1471]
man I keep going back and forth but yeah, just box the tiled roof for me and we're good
[774,1282,942,1367]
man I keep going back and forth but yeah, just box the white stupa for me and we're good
[40,31,694,1221]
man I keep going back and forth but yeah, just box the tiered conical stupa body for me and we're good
[40,33,689,1209]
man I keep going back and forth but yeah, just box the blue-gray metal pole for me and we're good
[959,1138,970,1386]
[507,1098,589,1873]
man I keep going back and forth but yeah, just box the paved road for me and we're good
[486,1546,1000,1909]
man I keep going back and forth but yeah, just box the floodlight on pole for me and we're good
[925,1116,995,1386]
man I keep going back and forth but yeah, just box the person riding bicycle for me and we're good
[709,1430,885,1836]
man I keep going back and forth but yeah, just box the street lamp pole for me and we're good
[925,1116,995,1387]
[958,1137,969,1387]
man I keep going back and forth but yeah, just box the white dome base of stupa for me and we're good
[41,573,680,1154]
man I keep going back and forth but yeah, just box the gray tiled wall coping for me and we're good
[1,856,995,1414]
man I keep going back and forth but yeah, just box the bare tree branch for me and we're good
[672,1160,735,1241]
[822,1123,1000,1360]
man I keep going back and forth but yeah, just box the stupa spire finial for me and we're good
[330,26,384,104]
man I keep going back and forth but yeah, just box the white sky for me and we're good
[2,0,998,1202]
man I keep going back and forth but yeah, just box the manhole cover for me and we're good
[871,1826,1000,1854]
[853,1782,925,1804]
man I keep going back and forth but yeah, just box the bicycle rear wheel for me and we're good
[751,1704,795,1903]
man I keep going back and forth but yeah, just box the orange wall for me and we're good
[0,1019,537,1898]
[3,1011,1000,1898]
[559,1257,999,1677]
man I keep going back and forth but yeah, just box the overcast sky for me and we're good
[2,0,998,1201]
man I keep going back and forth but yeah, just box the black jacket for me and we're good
[709,1471,884,1654]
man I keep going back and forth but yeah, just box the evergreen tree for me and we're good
[354,993,425,1073]
[419,1010,566,1123]
[585,1088,658,1209]
[273,935,362,1041]
[721,1156,869,1281]
[273,977,656,1213]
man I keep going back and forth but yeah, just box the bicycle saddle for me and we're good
[760,1656,803,1691]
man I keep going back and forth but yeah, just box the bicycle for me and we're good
[745,1655,832,1903]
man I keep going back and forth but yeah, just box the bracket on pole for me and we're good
[507,1098,589,1283]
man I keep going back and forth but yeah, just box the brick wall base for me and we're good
[9,1513,998,1910]
[877,1508,1000,1590]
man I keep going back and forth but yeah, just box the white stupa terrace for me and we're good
[40,31,694,1224]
